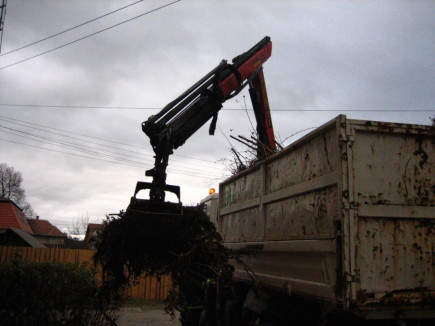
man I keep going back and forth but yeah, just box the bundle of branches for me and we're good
[224,132,283,176]
[94,205,234,323]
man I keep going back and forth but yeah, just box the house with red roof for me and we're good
[0,198,34,234]
[0,198,66,248]
[27,218,66,248]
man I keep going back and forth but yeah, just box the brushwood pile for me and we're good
[94,205,234,322]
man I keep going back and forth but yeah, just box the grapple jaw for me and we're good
[127,181,183,216]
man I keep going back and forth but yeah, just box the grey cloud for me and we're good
[1,0,433,228]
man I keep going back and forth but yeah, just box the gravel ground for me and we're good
[117,305,181,326]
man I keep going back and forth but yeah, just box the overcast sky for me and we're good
[0,0,434,233]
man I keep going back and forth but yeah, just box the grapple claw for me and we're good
[127,181,183,217]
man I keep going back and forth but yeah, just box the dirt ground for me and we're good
[118,305,181,326]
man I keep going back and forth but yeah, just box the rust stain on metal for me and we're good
[357,287,435,306]
[413,136,429,169]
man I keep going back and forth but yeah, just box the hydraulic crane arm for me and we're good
[139,36,274,204]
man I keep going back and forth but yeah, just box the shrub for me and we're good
[0,261,121,326]
[94,206,234,323]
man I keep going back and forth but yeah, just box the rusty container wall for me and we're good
[219,115,434,316]
[341,118,434,318]
[219,115,343,303]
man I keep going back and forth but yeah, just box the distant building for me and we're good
[84,223,104,249]
[27,217,66,248]
[0,198,34,233]
[0,198,66,248]
[0,227,46,248]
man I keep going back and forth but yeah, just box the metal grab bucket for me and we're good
[127,181,183,216]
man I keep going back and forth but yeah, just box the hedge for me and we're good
[0,261,121,326]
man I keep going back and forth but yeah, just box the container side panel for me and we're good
[265,127,338,194]
[221,168,262,208]
[358,217,434,303]
[264,186,339,239]
[221,207,262,242]
[351,126,435,308]
[353,132,434,206]
[226,240,337,301]
[220,118,340,303]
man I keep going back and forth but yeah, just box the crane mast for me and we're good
[130,36,275,212]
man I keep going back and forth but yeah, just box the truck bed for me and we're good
[218,115,434,318]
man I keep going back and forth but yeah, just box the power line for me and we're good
[0,103,433,112]
[0,0,181,70]
[0,103,158,109]
[0,0,145,56]
[0,120,222,175]
[0,138,220,179]
[1,138,142,167]
[0,114,223,166]
[0,123,221,173]
[0,128,152,169]
[0,125,150,167]
[0,118,220,170]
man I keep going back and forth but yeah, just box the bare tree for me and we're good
[0,163,36,218]
[68,213,102,237]
[0,163,24,201]
[69,214,90,236]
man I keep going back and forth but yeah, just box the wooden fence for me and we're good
[0,246,172,301]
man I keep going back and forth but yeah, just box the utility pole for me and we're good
[0,0,7,54]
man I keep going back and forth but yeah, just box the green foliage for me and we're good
[0,261,121,326]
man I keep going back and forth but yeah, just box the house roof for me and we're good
[0,198,34,234]
[87,223,104,231]
[0,228,47,248]
[84,223,104,242]
[27,219,65,238]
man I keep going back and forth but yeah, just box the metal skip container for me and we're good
[219,115,434,319]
